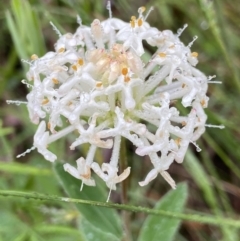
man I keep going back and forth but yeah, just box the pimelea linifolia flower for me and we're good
[10,3,224,200]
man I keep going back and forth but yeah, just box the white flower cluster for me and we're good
[15,5,219,196]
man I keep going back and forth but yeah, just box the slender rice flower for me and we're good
[11,2,224,199]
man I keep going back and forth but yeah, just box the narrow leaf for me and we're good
[80,219,120,241]
[138,183,188,241]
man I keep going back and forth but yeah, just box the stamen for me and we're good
[22,79,33,88]
[6,100,28,106]
[138,6,146,14]
[130,16,136,28]
[208,75,216,80]
[137,18,143,27]
[16,146,36,158]
[77,15,82,26]
[175,138,181,146]
[191,141,201,152]
[58,47,65,53]
[52,78,59,84]
[21,59,32,66]
[207,81,222,84]
[106,184,113,202]
[106,1,112,19]
[176,24,188,37]
[207,75,221,84]
[71,64,78,71]
[77,58,84,66]
[42,98,49,105]
[121,67,128,76]
[191,52,198,57]
[159,52,166,58]
[188,35,198,48]
[50,21,62,38]
[80,181,84,191]
[31,54,38,60]
[144,6,154,21]
[96,81,103,88]
[205,124,225,129]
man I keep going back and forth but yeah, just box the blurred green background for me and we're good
[0,0,240,240]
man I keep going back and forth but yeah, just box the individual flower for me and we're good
[12,2,223,200]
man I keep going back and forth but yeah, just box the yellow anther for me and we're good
[182,83,186,88]
[200,99,206,107]
[47,122,51,130]
[175,138,181,146]
[137,18,143,27]
[31,54,38,60]
[42,98,49,105]
[77,58,84,66]
[58,47,65,53]
[131,16,136,20]
[96,81,103,88]
[169,44,175,49]
[138,6,146,13]
[52,78,59,84]
[159,52,166,58]
[191,52,198,57]
[71,64,78,71]
[67,101,72,106]
[122,67,128,76]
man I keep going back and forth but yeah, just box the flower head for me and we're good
[14,3,218,198]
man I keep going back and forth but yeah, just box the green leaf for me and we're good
[138,183,188,241]
[80,219,120,241]
[53,162,122,239]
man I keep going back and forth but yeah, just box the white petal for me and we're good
[63,163,80,179]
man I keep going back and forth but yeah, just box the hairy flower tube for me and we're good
[12,4,222,198]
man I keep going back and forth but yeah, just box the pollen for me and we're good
[137,18,143,27]
[200,99,206,107]
[175,138,181,146]
[159,52,166,58]
[122,67,128,76]
[138,6,146,13]
[52,78,59,84]
[77,58,84,66]
[42,98,49,105]
[31,54,38,60]
[58,47,65,53]
[131,16,136,21]
[47,122,51,130]
[191,52,198,57]
[96,81,103,88]
[71,64,78,71]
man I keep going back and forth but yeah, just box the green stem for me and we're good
[1,190,240,228]
[120,138,132,241]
